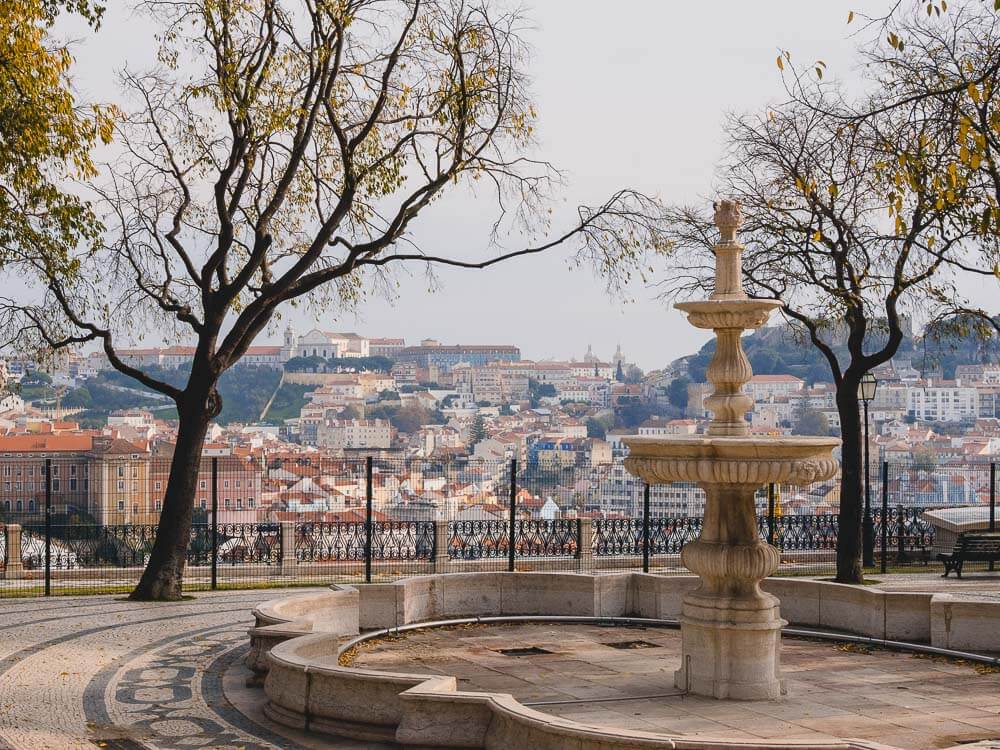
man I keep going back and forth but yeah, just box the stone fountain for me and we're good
[624,200,839,700]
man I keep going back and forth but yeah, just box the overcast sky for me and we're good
[59,0,994,369]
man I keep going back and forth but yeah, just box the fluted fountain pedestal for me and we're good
[624,200,839,700]
[625,438,838,699]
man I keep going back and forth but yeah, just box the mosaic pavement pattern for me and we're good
[0,590,348,750]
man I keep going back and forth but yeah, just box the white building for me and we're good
[743,374,805,402]
[907,382,979,422]
[283,327,370,360]
[316,419,392,450]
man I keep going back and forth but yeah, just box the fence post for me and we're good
[211,456,218,591]
[767,483,776,547]
[278,521,297,576]
[4,524,24,578]
[44,458,51,597]
[577,518,593,572]
[433,520,451,573]
[508,458,517,573]
[896,505,906,565]
[990,463,996,533]
[364,456,373,584]
[990,462,996,572]
[642,483,651,574]
[880,461,889,574]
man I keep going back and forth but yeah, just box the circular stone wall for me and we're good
[346,620,1000,750]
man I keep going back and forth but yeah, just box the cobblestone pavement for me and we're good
[0,589,372,750]
[351,622,1000,750]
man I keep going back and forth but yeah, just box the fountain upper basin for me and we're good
[623,435,840,486]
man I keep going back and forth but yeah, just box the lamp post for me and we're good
[860,372,878,567]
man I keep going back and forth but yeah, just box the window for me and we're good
[117,466,124,478]
[154,500,161,510]
[236,499,243,510]
[200,500,207,509]
[223,480,230,489]
[2,501,8,511]
[70,465,76,476]
[52,479,60,492]
[248,498,255,509]
[15,500,22,511]
[69,478,76,492]
[132,467,138,479]
[1,466,8,476]
[235,479,241,489]
[133,504,139,514]
[200,480,206,490]
[52,466,60,476]
[117,500,124,510]
[224,499,231,509]
[117,480,125,492]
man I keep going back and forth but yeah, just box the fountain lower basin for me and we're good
[623,435,840,486]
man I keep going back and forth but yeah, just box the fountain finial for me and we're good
[713,199,742,245]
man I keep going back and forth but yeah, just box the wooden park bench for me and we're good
[937,531,1000,578]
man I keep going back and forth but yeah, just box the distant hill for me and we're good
[683,316,996,384]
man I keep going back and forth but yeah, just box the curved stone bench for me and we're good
[251,572,1000,750]
[246,584,359,678]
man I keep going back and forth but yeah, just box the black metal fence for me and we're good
[0,456,996,597]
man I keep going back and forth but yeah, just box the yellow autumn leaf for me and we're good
[968,83,981,103]
[776,56,784,71]
[812,230,822,241]
[848,10,855,23]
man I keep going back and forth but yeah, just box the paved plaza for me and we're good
[0,574,999,750]
[0,589,381,750]
[351,621,1000,749]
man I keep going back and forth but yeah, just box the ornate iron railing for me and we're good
[770,514,840,551]
[295,520,435,562]
[447,519,579,559]
[448,519,509,559]
[593,517,702,556]
[215,523,281,565]
[594,512,932,557]
[18,523,281,568]
[873,507,935,553]
[296,522,366,561]
[372,521,435,561]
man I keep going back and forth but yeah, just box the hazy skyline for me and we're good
[60,1,994,370]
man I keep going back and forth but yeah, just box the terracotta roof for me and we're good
[0,434,93,452]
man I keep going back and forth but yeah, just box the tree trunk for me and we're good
[130,392,214,601]
[835,381,864,584]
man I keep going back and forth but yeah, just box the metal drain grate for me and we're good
[496,646,553,657]
[603,640,660,650]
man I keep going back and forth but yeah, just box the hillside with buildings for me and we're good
[0,322,996,527]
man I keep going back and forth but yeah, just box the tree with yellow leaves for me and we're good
[0,0,666,600]
[0,0,114,275]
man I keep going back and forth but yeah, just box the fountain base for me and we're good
[674,586,787,700]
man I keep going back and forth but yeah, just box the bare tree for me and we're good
[661,93,987,583]
[0,0,665,599]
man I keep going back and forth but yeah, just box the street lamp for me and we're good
[859,372,878,567]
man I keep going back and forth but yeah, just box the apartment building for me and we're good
[907,382,980,422]
[316,419,392,451]
[150,444,264,523]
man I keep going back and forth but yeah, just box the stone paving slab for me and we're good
[349,621,1000,750]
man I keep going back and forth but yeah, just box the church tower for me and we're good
[280,325,297,363]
